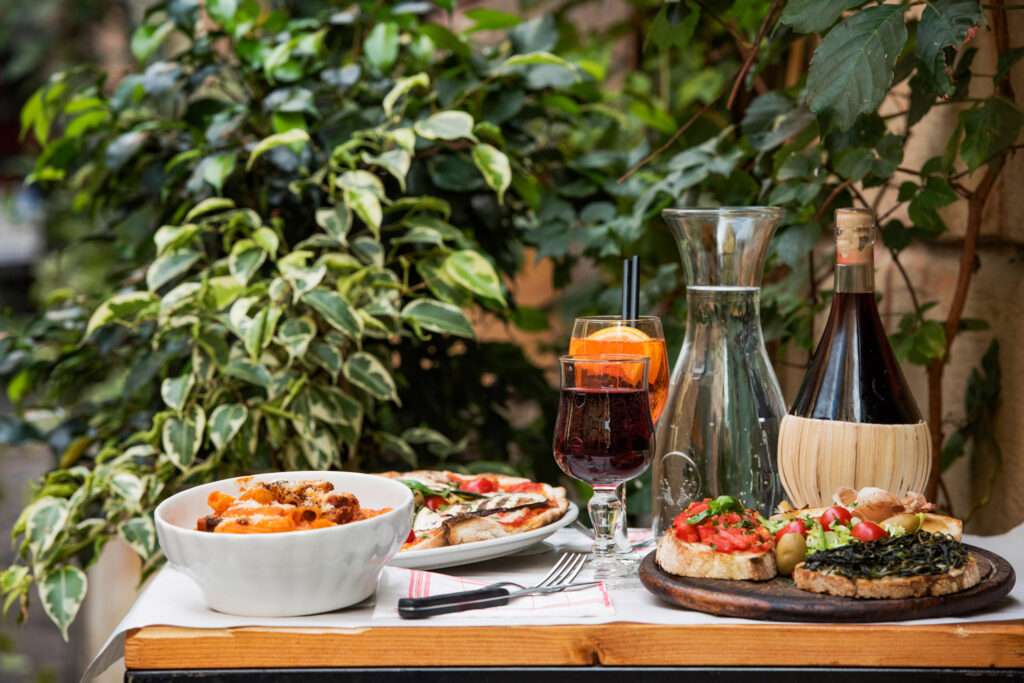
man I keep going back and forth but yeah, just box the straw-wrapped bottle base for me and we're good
[777,414,932,508]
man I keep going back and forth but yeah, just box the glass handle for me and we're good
[588,486,622,560]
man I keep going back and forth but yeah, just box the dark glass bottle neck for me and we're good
[790,293,923,424]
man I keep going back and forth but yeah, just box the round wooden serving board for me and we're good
[639,545,1015,622]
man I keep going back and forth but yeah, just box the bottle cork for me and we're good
[835,208,875,266]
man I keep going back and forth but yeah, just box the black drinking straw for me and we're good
[621,258,632,320]
[622,256,640,321]
[630,255,640,320]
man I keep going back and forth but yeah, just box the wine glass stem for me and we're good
[589,486,623,561]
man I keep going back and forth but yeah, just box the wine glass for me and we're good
[569,315,668,553]
[568,316,669,424]
[553,355,654,580]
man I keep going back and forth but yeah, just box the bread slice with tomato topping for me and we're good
[656,496,777,581]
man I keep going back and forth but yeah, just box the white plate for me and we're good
[388,503,579,570]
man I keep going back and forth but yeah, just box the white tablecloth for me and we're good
[83,525,1024,681]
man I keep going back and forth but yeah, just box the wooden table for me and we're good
[124,620,1024,681]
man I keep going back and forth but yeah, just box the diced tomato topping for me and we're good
[425,495,446,511]
[460,477,498,494]
[670,501,773,554]
[405,530,416,544]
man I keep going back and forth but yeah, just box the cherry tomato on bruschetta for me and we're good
[819,505,853,530]
[774,518,807,542]
[851,520,889,542]
[425,495,447,511]
[460,477,498,494]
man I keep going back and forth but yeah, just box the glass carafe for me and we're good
[652,207,786,534]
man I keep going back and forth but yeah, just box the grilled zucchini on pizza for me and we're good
[381,470,569,551]
[656,496,777,581]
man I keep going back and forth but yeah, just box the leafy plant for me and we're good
[4,0,1021,638]
[0,0,614,637]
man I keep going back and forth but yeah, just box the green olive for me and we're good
[775,532,807,576]
[883,512,921,534]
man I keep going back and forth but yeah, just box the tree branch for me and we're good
[726,0,784,110]
[925,0,1016,501]
[618,0,784,182]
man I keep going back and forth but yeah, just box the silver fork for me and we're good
[397,552,595,619]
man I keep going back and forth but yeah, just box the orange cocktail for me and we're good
[568,316,669,423]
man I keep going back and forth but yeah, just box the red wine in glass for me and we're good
[553,387,653,486]
[553,354,653,581]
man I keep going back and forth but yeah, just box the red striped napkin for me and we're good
[375,567,614,620]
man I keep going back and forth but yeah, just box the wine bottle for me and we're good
[777,208,931,507]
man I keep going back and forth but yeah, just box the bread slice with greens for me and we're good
[793,531,981,599]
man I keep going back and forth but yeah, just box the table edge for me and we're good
[124,620,1024,670]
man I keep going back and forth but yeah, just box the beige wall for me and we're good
[871,9,1024,533]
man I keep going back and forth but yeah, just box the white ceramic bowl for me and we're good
[155,471,413,617]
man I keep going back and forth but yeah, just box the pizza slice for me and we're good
[380,470,569,551]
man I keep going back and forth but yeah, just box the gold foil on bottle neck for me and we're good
[834,208,875,293]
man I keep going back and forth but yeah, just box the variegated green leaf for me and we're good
[500,51,571,69]
[390,127,416,153]
[159,282,201,319]
[277,316,317,358]
[242,307,282,359]
[209,403,248,451]
[315,206,351,242]
[278,260,326,299]
[206,275,245,310]
[252,227,281,256]
[300,424,339,469]
[110,472,145,505]
[223,358,274,388]
[303,289,363,339]
[160,373,194,412]
[229,239,267,284]
[147,249,200,291]
[444,250,505,305]
[364,149,411,191]
[39,566,87,641]
[350,236,384,267]
[393,225,444,247]
[401,299,475,338]
[382,72,429,115]
[337,170,385,197]
[184,197,234,221]
[154,224,199,255]
[414,110,476,141]
[118,516,157,560]
[308,340,343,379]
[247,129,310,170]
[162,406,205,469]
[343,187,382,236]
[344,352,398,403]
[471,144,511,204]
[85,291,159,337]
[1,565,31,617]
[26,498,70,561]
[308,386,362,427]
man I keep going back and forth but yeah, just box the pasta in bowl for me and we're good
[155,471,413,617]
